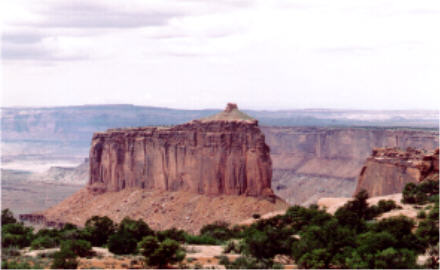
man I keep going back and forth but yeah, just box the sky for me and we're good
[1,0,440,110]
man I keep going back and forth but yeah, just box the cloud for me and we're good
[315,46,375,54]
[2,32,44,44]
[2,43,89,61]
[36,2,182,29]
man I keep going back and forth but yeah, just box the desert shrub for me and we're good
[2,246,21,258]
[219,255,282,269]
[183,233,221,245]
[335,190,370,232]
[416,203,439,246]
[157,228,186,242]
[252,214,261,219]
[244,225,295,260]
[346,247,417,269]
[1,209,17,225]
[83,216,115,246]
[200,221,234,241]
[292,219,355,268]
[118,217,154,240]
[428,194,439,203]
[367,200,400,219]
[138,236,185,268]
[402,180,439,205]
[2,223,34,248]
[108,232,138,255]
[31,235,58,250]
[223,240,243,254]
[60,239,93,257]
[51,249,78,269]
[2,260,31,269]
[417,210,427,219]
[284,204,333,232]
[370,216,424,253]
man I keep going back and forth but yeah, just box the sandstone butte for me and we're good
[39,103,288,233]
[354,147,439,197]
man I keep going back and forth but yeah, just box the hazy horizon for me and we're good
[2,0,440,110]
[2,102,440,112]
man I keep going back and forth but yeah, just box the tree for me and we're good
[31,235,58,249]
[118,217,154,240]
[51,249,78,269]
[292,219,355,268]
[1,223,34,248]
[108,231,138,255]
[157,228,186,242]
[1,209,17,225]
[138,236,185,268]
[243,225,294,260]
[335,190,370,232]
[60,239,93,257]
[200,221,234,241]
[83,216,115,246]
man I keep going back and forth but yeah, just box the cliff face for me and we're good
[88,103,274,198]
[262,127,439,204]
[355,148,439,197]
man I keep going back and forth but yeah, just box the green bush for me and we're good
[31,235,58,250]
[1,246,21,258]
[118,217,154,240]
[219,255,283,269]
[157,228,186,242]
[417,210,427,219]
[200,221,234,241]
[60,239,93,257]
[2,260,31,269]
[138,236,185,268]
[2,223,34,248]
[402,180,439,205]
[184,233,221,245]
[1,209,17,226]
[51,249,78,269]
[83,216,115,246]
[223,240,243,254]
[107,232,138,255]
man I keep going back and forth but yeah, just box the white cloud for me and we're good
[1,0,440,110]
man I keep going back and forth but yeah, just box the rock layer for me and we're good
[354,148,439,197]
[89,104,274,198]
[262,126,439,204]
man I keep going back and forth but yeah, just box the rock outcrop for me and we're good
[262,127,439,204]
[38,104,286,232]
[88,103,274,198]
[354,148,439,197]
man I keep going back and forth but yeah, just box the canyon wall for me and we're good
[89,104,274,198]
[355,148,439,197]
[262,127,439,204]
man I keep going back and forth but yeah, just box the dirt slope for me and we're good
[41,188,288,233]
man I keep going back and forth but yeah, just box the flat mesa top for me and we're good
[196,103,257,123]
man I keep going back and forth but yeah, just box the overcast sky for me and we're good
[1,0,440,110]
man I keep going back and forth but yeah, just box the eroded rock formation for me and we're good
[354,147,439,197]
[88,103,274,198]
[39,104,287,231]
[262,127,439,204]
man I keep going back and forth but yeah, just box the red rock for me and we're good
[354,147,439,197]
[89,104,274,198]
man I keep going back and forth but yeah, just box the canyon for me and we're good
[263,126,439,204]
[2,105,438,217]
